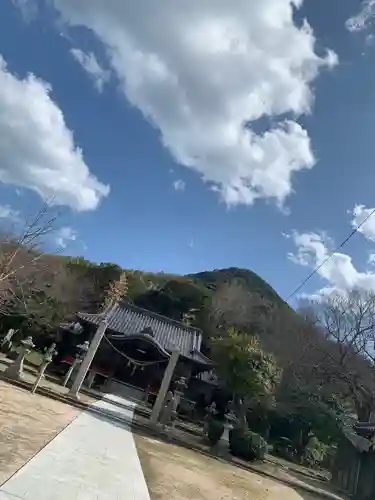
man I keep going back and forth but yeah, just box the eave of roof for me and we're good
[107,332,170,359]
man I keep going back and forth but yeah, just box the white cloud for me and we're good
[0,55,110,211]
[0,204,20,222]
[44,0,336,207]
[70,48,111,92]
[173,179,185,191]
[346,0,375,32]
[288,231,375,298]
[11,0,37,21]
[55,226,77,248]
[351,205,375,242]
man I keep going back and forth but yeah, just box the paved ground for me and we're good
[0,380,79,486]
[0,393,150,500]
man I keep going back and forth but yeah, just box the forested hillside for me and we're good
[65,257,288,322]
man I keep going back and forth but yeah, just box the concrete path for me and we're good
[0,393,150,500]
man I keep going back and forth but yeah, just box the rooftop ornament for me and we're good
[141,327,154,337]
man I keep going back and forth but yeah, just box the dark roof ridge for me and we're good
[116,300,202,335]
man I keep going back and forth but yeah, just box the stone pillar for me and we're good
[67,321,107,399]
[4,336,35,381]
[150,349,179,425]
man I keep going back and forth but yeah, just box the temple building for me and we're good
[57,301,214,402]
[331,421,375,499]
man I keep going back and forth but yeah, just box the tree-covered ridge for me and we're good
[64,257,287,319]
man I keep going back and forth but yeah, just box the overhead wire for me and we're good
[286,207,375,301]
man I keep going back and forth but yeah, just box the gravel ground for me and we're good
[0,380,79,486]
[135,434,320,500]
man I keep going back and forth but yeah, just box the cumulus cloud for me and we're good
[70,48,111,92]
[55,226,77,248]
[0,55,109,211]
[0,204,20,222]
[289,205,375,297]
[351,205,375,242]
[346,0,375,32]
[43,0,337,207]
[173,179,185,192]
[288,230,375,298]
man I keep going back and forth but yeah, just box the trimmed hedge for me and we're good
[229,427,268,461]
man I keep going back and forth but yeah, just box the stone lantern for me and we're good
[171,376,187,420]
[31,343,58,394]
[215,411,237,456]
[63,340,90,387]
[4,336,35,381]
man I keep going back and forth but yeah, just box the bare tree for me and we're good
[303,291,375,421]
[103,271,129,310]
[0,203,91,337]
[0,203,59,314]
[209,281,272,335]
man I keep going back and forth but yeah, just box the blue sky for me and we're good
[2,0,375,303]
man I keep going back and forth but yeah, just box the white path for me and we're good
[0,393,151,500]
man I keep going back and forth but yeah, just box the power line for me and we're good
[287,207,375,301]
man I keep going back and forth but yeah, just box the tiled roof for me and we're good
[343,427,372,453]
[77,301,212,365]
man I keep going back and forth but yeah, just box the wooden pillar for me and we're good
[150,349,179,425]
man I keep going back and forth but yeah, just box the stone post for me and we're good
[150,349,179,425]
[67,321,107,399]
[85,370,96,389]
[63,358,80,387]
[31,343,58,394]
[4,336,35,381]
[62,341,90,387]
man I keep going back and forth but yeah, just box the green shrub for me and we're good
[302,436,328,468]
[207,420,225,446]
[229,427,268,461]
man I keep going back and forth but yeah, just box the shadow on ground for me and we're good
[84,400,345,500]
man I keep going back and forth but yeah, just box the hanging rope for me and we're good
[103,334,168,368]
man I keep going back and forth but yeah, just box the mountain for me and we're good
[188,267,286,307]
